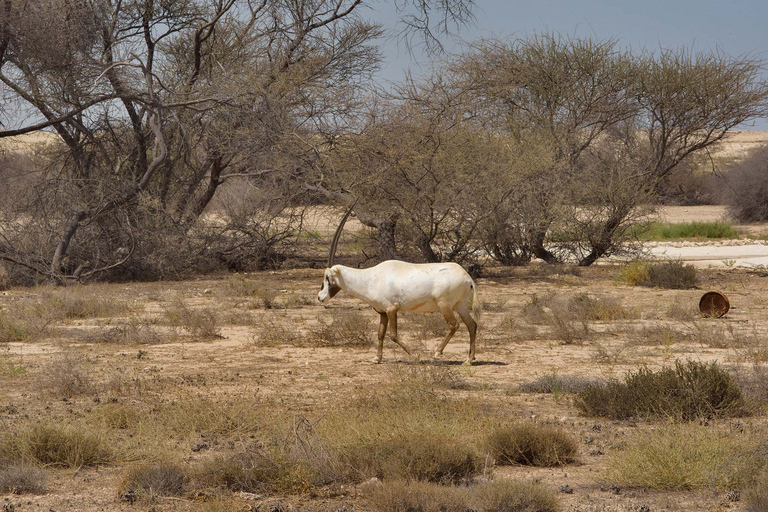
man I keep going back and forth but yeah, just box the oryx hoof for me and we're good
[371,357,383,364]
[433,351,442,359]
[462,359,475,366]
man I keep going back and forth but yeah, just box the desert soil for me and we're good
[2,248,768,511]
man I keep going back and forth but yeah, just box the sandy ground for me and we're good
[1,263,767,511]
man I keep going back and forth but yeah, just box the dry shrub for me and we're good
[547,307,589,345]
[517,374,600,394]
[85,320,165,344]
[0,313,30,343]
[0,464,48,494]
[724,145,768,222]
[745,469,768,512]
[314,309,373,347]
[666,302,698,321]
[366,479,559,512]
[645,261,697,289]
[607,423,767,490]
[226,276,280,308]
[253,316,305,346]
[39,289,131,320]
[317,390,487,484]
[90,403,143,430]
[520,294,549,325]
[693,323,761,351]
[157,398,265,438]
[6,423,113,468]
[366,479,470,512]
[409,312,450,340]
[343,433,482,484]
[471,479,560,512]
[576,360,745,420]
[393,364,476,391]
[119,462,188,498]
[196,447,312,494]
[44,353,94,397]
[730,365,768,409]
[626,324,689,346]
[566,293,634,321]
[163,301,221,340]
[485,423,577,467]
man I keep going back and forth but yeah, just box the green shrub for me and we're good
[645,261,697,289]
[618,261,649,286]
[485,423,577,467]
[576,360,745,420]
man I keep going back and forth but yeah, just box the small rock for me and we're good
[191,441,209,452]
[588,449,604,456]
[636,504,650,512]
[239,492,262,500]
[120,489,138,503]
[724,490,741,502]
[559,485,573,494]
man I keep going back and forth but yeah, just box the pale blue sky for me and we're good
[369,0,768,129]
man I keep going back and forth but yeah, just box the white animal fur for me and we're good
[318,260,479,363]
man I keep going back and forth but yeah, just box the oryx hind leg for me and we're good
[434,308,459,359]
[374,312,388,364]
[456,305,478,364]
[386,308,412,357]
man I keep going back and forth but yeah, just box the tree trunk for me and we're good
[51,210,87,274]
[375,219,397,261]
[417,234,440,263]
[530,229,558,263]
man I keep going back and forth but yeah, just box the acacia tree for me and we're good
[454,35,768,266]
[306,74,515,263]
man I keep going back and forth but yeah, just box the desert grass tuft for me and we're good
[366,479,559,512]
[314,309,373,347]
[44,353,95,397]
[607,422,767,490]
[485,422,578,467]
[163,300,221,340]
[195,447,312,494]
[5,423,113,468]
[745,469,768,512]
[0,463,48,494]
[576,360,745,420]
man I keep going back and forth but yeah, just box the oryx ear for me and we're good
[333,267,341,275]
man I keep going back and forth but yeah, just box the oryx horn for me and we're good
[327,202,356,268]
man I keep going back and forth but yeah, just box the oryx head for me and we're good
[318,203,355,303]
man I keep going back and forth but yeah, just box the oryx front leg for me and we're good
[374,312,388,364]
[434,308,459,359]
[386,308,412,357]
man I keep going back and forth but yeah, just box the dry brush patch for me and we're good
[606,422,768,490]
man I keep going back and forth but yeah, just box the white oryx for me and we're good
[318,206,479,364]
